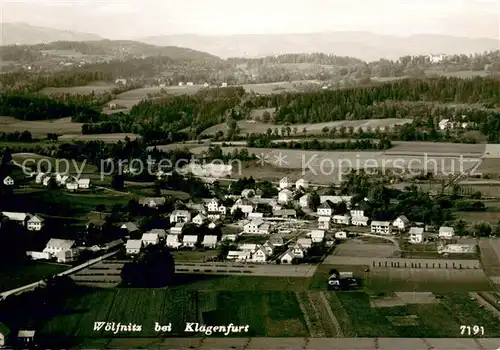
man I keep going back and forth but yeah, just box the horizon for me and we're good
[0,0,498,40]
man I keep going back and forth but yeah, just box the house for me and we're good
[27,215,44,231]
[296,238,312,249]
[186,82,194,86]
[207,211,221,220]
[318,216,330,230]
[437,239,477,254]
[221,82,228,88]
[170,210,191,223]
[147,228,167,238]
[280,249,301,264]
[238,243,258,252]
[115,78,127,85]
[139,197,166,209]
[17,330,35,346]
[439,226,455,239]
[408,227,425,244]
[182,235,198,247]
[56,249,79,263]
[66,182,78,191]
[335,231,348,239]
[192,213,207,226]
[351,216,369,226]
[241,189,256,198]
[3,176,14,186]
[178,81,185,86]
[351,201,369,218]
[231,198,256,215]
[333,214,351,225]
[248,212,264,219]
[273,209,297,218]
[43,239,75,258]
[86,218,106,231]
[308,230,325,243]
[317,200,335,217]
[439,119,453,130]
[120,222,139,234]
[222,234,237,242]
[35,172,46,184]
[170,222,185,235]
[77,178,91,189]
[207,198,222,212]
[141,233,159,246]
[261,241,275,255]
[278,189,293,204]
[227,250,250,261]
[393,215,410,231]
[0,322,10,347]
[166,235,182,249]
[125,239,142,255]
[202,235,218,248]
[279,177,290,189]
[2,211,32,224]
[295,178,309,190]
[371,221,392,234]
[243,219,271,234]
[251,246,269,263]
[299,194,310,208]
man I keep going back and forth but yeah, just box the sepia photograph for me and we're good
[0,0,499,349]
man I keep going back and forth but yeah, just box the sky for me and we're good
[0,0,499,39]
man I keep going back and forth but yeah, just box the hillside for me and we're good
[0,22,102,45]
[139,32,500,61]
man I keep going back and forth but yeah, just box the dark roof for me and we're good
[354,200,370,211]
[319,200,335,209]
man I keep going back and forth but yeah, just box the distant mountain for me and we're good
[0,22,102,45]
[138,32,500,61]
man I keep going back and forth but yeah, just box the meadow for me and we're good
[39,83,116,95]
[0,116,83,136]
[0,262,69,293]
[12,153,98,175]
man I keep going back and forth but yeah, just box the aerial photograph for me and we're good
[0,0,499,349]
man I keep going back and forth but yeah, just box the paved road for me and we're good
[76,337,500,349]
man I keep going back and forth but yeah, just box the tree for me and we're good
[454,219,467,236]
[1,148,12,166]
[153,180,162,196]
[112,173,124,190]
[216,240,230,261]
[474,222,492,237]
[121,244,175,287]
[308,191,321,210]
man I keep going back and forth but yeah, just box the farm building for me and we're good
[308,230,325,243]
[2,211,32,224]
[261,241,275,255]
[182,235,198,248]
[43,239,75,258]
[351,216,369,226]
[146,229,167,238]
[238,243,258,252]
[299,194,310,208]
[120,222,139,234]
[125,239,143,255]
[141,233,159,246]
[438,239,477,254]
[170,222,185,235]
[249,212,264,219]
[296,238,312,249]
[0,322,10,347]
[227,250,250,261]
[273,209,296,218]
[56,249,80,263]
[17,330,35,346]
[320,195,352,207]
[192,213,207,226]
[77,178,91,189]
[280,249,302,264]
[243,219,271,234]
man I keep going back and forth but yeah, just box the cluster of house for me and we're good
[26,238,81,263]
[1,211,44,231]
[34,172,91,191]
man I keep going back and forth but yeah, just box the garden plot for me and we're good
[331,241,396,258]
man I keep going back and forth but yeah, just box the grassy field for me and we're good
[39,83,116,95]
[425,69,490,78]
[58,133,139,142]
[0,116,83,136]
[0,262,69,292]
[12,153,98,175]
[41,288,308,338]
[199,118,412,137]
[336,292,500,337]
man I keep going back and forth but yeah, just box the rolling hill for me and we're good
[0,22,102,45]
[139,32,500,61]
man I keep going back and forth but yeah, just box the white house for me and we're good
[182,235,198,247]
[439,226,455,239]
[318,216,330,230]
[3,176,14,186]
[222,234,237,242]
[202,235,218,249]
[166,235,182,249]
[295,178,309,190]
[317,201,335,217]
[299,194,310,208]
[170,222,185,235]
[27,215,44,231]
[251,246,269,263]
[248,212,264,220]
[261,241,275,255]
[231,198,255,215]
[296,238,312,249]
[227,250,250,261]
[207,198,221,212]
[238,243,258,252]
[125,239,142,255]
[120,222,139,234]
[393,215,410,231]
[408,227,425,244]
[192,213,207,226]
[351,216,369,226]
[170,210,191,224]
[280,249,301,264]
[243,219,271,234]
[371,221,392,235]
[279,177,291,189]
[56,249,79,263]
[241,189,256,198]
[77,178,90,189]
[1,211,32,224]
[139,197,166,208]
[335,231,348,239]
[43,239,75,258]
[141,233,159,246]
[308,230,325,243]
[278,189,293,204]
[333,214,351,225]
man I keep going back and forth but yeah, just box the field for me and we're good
[199,118,412,137]
[333,241,396,258]
[39,83,116,95]
[424,69,490,78]
[41,289,309,338]
[58,133,139,142]
[0,262,69,292]
[12,153,98,175]
[385,142,485,157]
[0,116,83,136]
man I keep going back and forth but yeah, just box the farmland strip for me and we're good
[295,292,324,337]
[308,291,338,337]
[474,292,500,319]
[324,292,356,337]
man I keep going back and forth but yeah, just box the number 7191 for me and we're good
[460,325,484,336]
